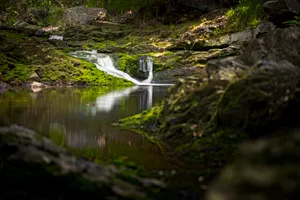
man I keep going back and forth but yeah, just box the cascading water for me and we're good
[138,56,153,84]
[69,50,172,86]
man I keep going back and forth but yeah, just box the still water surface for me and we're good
[0,86,171,170]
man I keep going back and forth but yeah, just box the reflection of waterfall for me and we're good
[95,86,139,112]
[139,86,153,110]
[87,86,154,114]
[69,50,172,86]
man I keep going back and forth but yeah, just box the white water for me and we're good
[91,86,153,113]
[69,50,172,86]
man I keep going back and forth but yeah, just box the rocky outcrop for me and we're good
[166,22,276,51]
[207,26,300,77]
[63,6,107,27]
[0,125,174,200]
[206,127,300,200]
[160,26,300,143]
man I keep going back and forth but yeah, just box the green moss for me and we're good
[117,106,163,133]
[0,63,32,82]
[176,128,247,165]
[117,53,139,77]
[83,41,108,51]
[0,30,28,42]
[226,0,264,32]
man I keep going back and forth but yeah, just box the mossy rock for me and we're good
[207,127,300,200]
[117,106,163,134]
[119,60,300,167]
[117,53,139,77]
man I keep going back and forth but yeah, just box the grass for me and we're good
[226,0,264,32]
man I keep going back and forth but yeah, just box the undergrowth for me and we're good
[226,0,264,32]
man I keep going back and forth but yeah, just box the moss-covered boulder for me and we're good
[206,126,300,200]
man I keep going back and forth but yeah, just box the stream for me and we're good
[0,86,172,170]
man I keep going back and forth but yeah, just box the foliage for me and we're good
[284,16,300,26]
[226,0,264,32]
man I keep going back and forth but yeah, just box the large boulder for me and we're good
[63,6,107,27]
[160,60,300,142]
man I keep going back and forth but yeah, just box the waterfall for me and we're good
[138,56,154,84]
[69,50,172,86]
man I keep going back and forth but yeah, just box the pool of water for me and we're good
[0,85,172,170]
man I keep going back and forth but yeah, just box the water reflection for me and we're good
[88,86,154,114]
[0,86,171,169]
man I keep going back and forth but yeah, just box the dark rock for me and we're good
[207,127,300,200]
[0,81,10,94]
[240,26,300,67]
[0,125,171,200]
[207,26,300,76]
[35,67,44,78]
[34,29,45,36]
[63,6,107,27]
[263,0,300,26]
[206,56,247,79]
[203,22,276,51]
[12,20,42,35]
[216,60,300,133]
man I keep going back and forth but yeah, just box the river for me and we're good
[0,85,172,170]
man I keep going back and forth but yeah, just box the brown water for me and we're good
[0,85,172,170]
